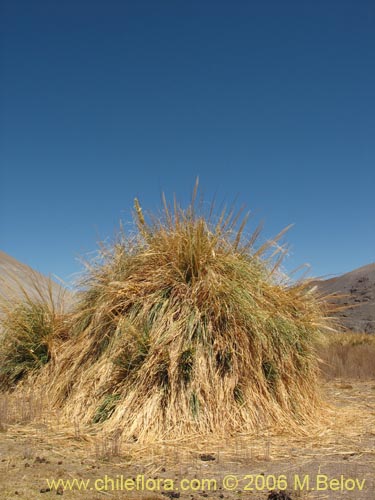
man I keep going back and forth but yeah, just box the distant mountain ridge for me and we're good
[313,263,375,333]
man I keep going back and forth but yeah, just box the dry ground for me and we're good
[0,379,374,500]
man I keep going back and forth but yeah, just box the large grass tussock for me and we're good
[39,191,331,442]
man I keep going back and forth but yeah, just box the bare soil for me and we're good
[0,380,374,500]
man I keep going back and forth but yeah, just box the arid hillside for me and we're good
[0,250,67,305]
[314,263,375,333]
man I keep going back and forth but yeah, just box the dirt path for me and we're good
[1,380,374,500]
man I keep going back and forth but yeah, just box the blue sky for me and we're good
[1,0,374,284]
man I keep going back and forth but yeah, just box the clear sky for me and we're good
[1,0,374,284]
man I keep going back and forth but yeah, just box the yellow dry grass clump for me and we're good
[0,269,69,391]
[0,187,333,442]
[35,188,330,442]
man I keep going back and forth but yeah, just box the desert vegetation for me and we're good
[0,272,69,391]
[319,332,375,379]
[1,190,374,499]
[0,187,336,443]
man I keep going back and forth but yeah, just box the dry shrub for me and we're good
[319,332,375,379]
[37,188,332,442]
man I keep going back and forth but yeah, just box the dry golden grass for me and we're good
[0,380,374,500]
[23,186,334,443]
[319,332,375,379]
[0,267,70,391]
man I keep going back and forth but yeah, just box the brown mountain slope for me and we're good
[0,250,67,304]
[314,263,375,333]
